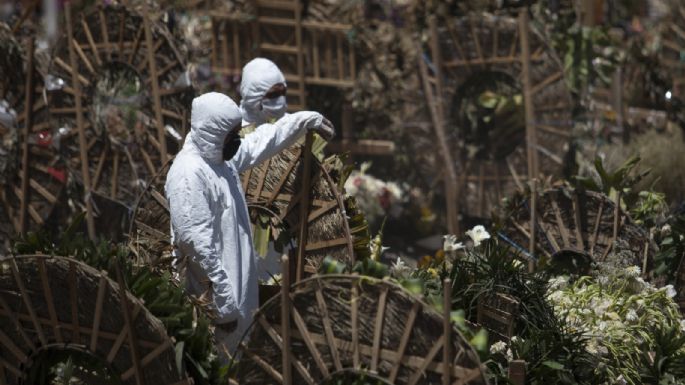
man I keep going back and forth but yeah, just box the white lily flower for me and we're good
[443,234,465,252]
[390,257,411,278]
[662,284,677,298]
[489,341,507,355]
[465,225,491,247]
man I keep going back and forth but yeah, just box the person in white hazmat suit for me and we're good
[165,92,335,358]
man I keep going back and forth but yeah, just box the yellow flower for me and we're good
[418,255,433,268]
[434,249,445,263]
[427,268,439,278]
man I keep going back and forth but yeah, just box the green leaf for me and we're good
[175,341,185,378]
[542,361,565,370]
[469,329,488,352]
[253,222,271,258]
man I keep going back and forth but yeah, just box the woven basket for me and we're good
[0,254,189,384]
[498,186,657,273]
[235,274,488,385]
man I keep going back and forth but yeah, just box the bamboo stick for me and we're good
[18,37,35,234]
[66,3,96,240]
[281,255,292,385]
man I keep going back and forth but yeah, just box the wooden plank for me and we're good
[92,145,109,191]
[121,339,173,381]
[315,280,343,371]
[29,178,57,204]
[81,15,102,66]
[256,316,315,385]
[407,335,445,385]
[128,25,145,65]
[571,192,585,250]
[531,71,563,95]
[11,258,47,346]
[0,329,28,364]
[241,342,284,383]
[66,3,96,240]
[520,9,538,181]
[0,295,35,351]
[307,200,338,223]
[281,255,292,385]
[304,237,348,252]
[110,151,120,199]
[143,8,168,165]
[99,8,111,61]
[351,276,360,369]
[296,133,314,281]
[389,301,420,382]
[290,305,330,378]
[589,200,604,255]
[443,279,452,385]
[90,272,108,352]
[68,260,80,344]
[371,286,388,372]
[37,258,62,343]
[266,148,301,206]
[550,198,571,248]
[115,263,144,385]
[73,39,96,75]
[18,37,35,234]
[107,303,142,363]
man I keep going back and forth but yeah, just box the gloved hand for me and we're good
[294,111,336,141]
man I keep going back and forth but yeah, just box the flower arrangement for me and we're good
[344,162,406,227]
[545,264,685,384]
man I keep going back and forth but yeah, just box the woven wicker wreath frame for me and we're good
[235,274,488,385]
[0,254,189,384]
[47,3,192,207]
[0,27,65,249]
[498,187,657,273]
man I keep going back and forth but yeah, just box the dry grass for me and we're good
[603,127,685,204]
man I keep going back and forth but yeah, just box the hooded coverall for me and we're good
[165,92,325,355]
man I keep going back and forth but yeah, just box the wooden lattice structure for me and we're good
[0,254,190,384]
[497,187,657,273]
[209,0,358,111]
[421,10,573,231]
[235,272,488,385]
[46,2,192,238]
[129,139,359,278]
[0,27,64,250]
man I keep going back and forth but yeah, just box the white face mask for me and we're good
[261,95,287,121]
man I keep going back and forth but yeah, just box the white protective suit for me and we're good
[239,58,287,126]
[165,92,325,354]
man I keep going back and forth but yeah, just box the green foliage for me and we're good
[653,212,685,285]
[12,215,224,385]
[413,240,596,384]
[574,155,649,207]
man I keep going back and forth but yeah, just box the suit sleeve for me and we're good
[230,111,322,172]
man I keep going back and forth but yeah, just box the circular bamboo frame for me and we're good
[498,187,656,272]
[0,26,64,248]
[129,141,357,274]
[47,3,192,206]
[235,274,488,385]
[437,12,573,220]
[0,254,188,384]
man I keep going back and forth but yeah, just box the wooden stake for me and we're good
[66,2,96,240]
[442,278,452,385]
[295,132,314,282]
[529,179,536,272]
[519,8,539,181]
[142,5,168,165]
[417,51,460,235]
[281,255,292,385]
[115,263,144,385]
[18,37,35,234]
[508,360,526,385]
